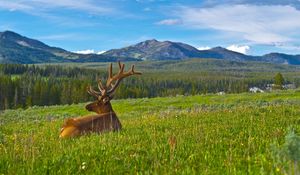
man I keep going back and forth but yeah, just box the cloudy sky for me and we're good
[1,0,300,55]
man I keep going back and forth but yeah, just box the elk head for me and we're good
[85,61,142,114]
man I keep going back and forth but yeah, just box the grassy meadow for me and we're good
[0,90,300,174]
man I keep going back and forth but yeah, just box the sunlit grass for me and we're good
[0,90,299,174]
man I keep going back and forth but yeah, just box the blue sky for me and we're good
[1,0,300,55]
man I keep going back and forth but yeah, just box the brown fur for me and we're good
[59,112,121,138]
[60,100,122,138]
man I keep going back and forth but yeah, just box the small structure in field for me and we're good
[217,91,225,95]
[266,83,296,91]
[266,84,275,91]
[249,87,264,93]
[283,84,296,90]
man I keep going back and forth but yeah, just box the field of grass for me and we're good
[0,90,300,174]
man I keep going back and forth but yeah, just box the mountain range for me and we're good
[0,31,137,64]
[1,31,300,65]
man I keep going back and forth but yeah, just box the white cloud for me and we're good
[273,43,300,51]
[197,46,211,50]
[37,34,79,40]
[37,32,102,41]
[226,45,250,54]
[74,49,95,54]
[173,5,300,45]
[97,50,106,54]
[0,1,32,11]
[73,49,106,54]
[0,0,113,14]
[0,0,120,27]
[156,19,182,25]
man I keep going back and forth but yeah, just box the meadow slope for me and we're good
[0,90,300,174]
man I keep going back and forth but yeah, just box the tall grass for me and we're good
[0,90,299,174]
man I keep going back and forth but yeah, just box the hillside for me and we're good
[0,31,138,64]
[65,58,300,73]
[0,91,299,174]
[262,52,300,65]
[0,31,70,63]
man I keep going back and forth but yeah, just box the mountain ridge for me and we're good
[0,31,300,65]
[0,31,139,63]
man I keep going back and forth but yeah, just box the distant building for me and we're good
[217,91,225,95]
[249,87,264,93]
[283,84,296,89]
[266,83,296,91]
[266,84,275,91]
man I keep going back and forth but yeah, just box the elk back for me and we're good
[59,113,122,138]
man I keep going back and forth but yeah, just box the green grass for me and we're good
[0,90,300,174]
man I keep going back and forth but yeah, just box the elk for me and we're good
[59,62,142,138]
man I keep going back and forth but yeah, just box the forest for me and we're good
[0,61,300,110]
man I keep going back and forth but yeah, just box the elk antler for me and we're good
[106,62,142,94]
[87,61,142,99]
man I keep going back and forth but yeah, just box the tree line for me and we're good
[0,64,298,110]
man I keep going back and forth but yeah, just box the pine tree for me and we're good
[274,73,284,89]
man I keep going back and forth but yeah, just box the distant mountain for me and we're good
[197,46,259,61]
[103,39,259,61]
[103,39,202,60]
[0,31,138,64]
[262,53,300,65]
[102,40,256,61]
[0,31,70,63]
[103,39,300,64]
[0,31,300,65]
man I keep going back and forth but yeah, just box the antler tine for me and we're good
[132,65,142,75]
[120,63,125,73]
[131,65,134,71]
[89,86,101,95]
[107,79,122,94]
[117,61,125,74]
[87,85,101,98]
[133,70,142,75]
[106,62,142,94]
[87,62,142,100]
[106,63,114,87]
[97,79,105,93]
[108,63,113,79]
[124,64,142,75]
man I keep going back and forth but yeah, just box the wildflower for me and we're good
[168,136,177,151]
[81,162,87,170]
